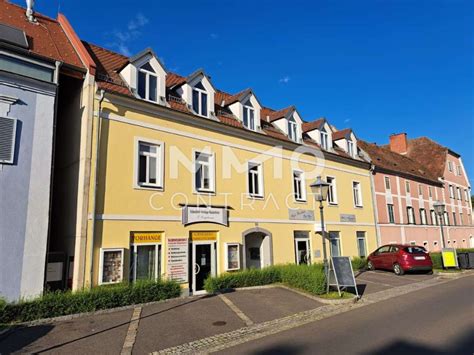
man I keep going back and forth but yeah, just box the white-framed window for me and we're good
[326,176,337,204]
[430,209,437,225]
[443,211,449,226]
[99,248,124,285]
[320,130,329,150]
[428,186,433,198]
[137,62,158,102]
[449,185,454,199]
[457,165,462,176]
[329,231,341,257]
[288,117,298,142]
[387,204,395,223]
[352,181,362,207]
[448,161,453,172]
[0,116,17,164]
[465,189,470,201]
[457,187,462,200]
[384,176,391,190]
[192,81,208,117]
[130,243,161,282]
[420,208,427,225]
[405,181,411,194]
[407,206,415,224]
[293,170,306,202]
[136,139,164,189]
[243,104,256,131]
[356,231,367,258]
[418,184,423,196]
[347,140,355,157]
[248,162,263,197]
[225,243,241,271]
[452,212,457,226]
[194,151,215,193]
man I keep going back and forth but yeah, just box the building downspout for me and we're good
[369,164,382,247]
[88,89,105,288]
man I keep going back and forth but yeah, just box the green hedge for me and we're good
[430,248,474,270]
[0,279,181,324]
[204,264,326,295]
[351,257,368,271]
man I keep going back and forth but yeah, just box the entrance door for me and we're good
[192,242,215,293]
[295,239,310,265]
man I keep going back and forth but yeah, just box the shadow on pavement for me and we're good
[0,325,53,354]
[250,343,307,354]
[0,295,214,354]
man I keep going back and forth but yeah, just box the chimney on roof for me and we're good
[389,133,408,155]
[26,0,37,23]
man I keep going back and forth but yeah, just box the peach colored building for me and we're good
[360,134,473,252]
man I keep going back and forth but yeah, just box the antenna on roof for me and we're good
[26,0,37,23]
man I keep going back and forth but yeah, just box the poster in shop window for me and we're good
[167,237,189,283]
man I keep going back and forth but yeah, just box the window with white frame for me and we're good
[0,117,17,164]
[449,185,454,199]
[465,189,469,201]
[418,184,423,196]
[192,81,208,117]
[428,186,433,198]
[137,141,163,188]
[99,248,124,284]
[457,187,462,200]
[452,212,457,226]
[130,243,161,281]
[194,151,215,192]
[225,243,241,271]
[387,204,395,223]
[457,165,462,176]
[288,116,298,142]
[329,231,341,257]
[320,130,329,150]
[137,62,158,102]
[352,181,362,207]
[243,104,256,131]
[430,209,437,225]
[248,162,263,197]
[384,176,391,190]
[356,231,367,258]
[347,140,355,157]
[420,208,427,225]
[405,181,411,194]
[293,170,306,201]
[443,211,449,225]
[326,176,337,204]
[407,207,415,224]
[448,161,453,172]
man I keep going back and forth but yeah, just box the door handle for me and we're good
[194,263,201,274]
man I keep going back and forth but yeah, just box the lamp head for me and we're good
[310,176,330,202]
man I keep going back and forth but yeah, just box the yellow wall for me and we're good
[84,96,377,289]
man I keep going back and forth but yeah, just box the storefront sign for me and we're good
[340,214,356,223]
[130,231,163,243]
[166,237,189,283]
[182,206,228,226]
[288,209,315,221]
[46,262,63,282]
[190,231,218,241]
[294,231,310,239]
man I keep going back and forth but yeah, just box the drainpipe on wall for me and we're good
[88,89,105,288]
[369,164,382,247]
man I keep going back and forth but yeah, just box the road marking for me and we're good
[355,277,394,288]
[218,293,254,326]
[121,306,142,355]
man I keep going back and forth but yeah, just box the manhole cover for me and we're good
[212,321,227,326]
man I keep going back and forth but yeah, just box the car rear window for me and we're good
[404,246,426,254]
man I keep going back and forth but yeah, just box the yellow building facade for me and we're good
[76,44,378,294]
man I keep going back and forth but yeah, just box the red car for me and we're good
[367,244,433,275]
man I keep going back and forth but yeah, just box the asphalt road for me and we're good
[222,275,474,355]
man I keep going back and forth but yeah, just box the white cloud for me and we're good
[108,13,149,56]
[344,118,351,123]
[279,76,290,84]
[128,13,149,31]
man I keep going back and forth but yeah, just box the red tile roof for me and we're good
[261,106,294,122]
[332,128,352,141]
[0,0,83,69]
[406,137,448,179]
[302,118,325,133]
[358,140,440,184]
[166,72,186,88]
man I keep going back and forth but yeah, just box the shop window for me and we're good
[99,248,124,285]
[131,244,161,281]
[225,243,241,271]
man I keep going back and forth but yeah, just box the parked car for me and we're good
[367,244,433,275]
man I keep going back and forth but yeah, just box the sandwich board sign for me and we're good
[327,256,359,298]
[441,248,458,269]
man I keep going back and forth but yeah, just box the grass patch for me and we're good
[204,264,326,295]
[0,279,181,324]
[319,291,354,299]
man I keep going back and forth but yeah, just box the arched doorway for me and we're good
[242,228,273,269]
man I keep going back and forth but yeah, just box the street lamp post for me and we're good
[310,176,331,279]
[433,201,446,249]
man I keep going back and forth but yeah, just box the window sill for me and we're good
[328,202,338,207]
[248,194,264,200]
[193,190,216,196]
[354,205,364,209]
[294,199,308,204]
[134,184,164,192]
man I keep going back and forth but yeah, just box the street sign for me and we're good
[441,248,458,268]
[327,256,359,298]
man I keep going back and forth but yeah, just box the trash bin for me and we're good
[457,253,469,269]
[467,252,474,269]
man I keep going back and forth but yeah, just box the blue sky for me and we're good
[16,0,474,185]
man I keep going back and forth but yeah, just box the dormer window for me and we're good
[192,81,208,117]
[243,102,256,131]
[137,62,158,102]
[347,140,355,157]
[288,117,298,141]
[320,130,329,150]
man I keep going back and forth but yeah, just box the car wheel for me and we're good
[393,263,404,276]
[367,260,375,271]
[427,270,433,275]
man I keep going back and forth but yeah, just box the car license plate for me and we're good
[414,256,425,260]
